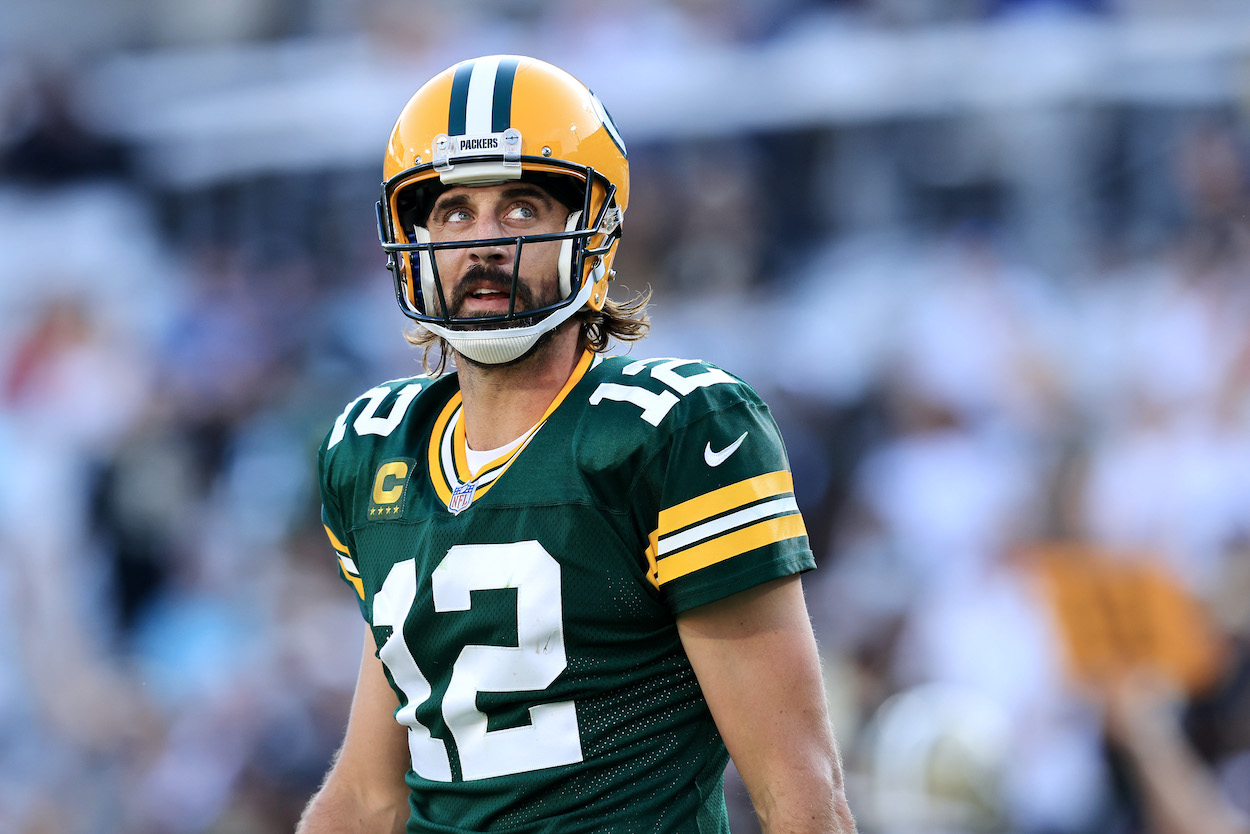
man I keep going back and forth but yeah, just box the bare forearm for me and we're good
[750,760,857,834]
[301,630,412,833]
[733,689,858,834]
[1116,722,1247,834]
[756,795,857,834]
[678,578,858,834]
[296,781,408,834]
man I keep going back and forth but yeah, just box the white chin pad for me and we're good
[558,211,581,299]
[422,277,597,365]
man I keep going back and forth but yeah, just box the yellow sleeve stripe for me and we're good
[323,524,350,556]
[655,513,807,586]
[644,529,661,590]
[324,524,364,598]
[659,497,799,556]
[338,557,365,599]
[656,470,794,538]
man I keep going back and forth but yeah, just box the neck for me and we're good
[454,323,583,451]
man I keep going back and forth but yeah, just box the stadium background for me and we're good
[1,0,1249,831]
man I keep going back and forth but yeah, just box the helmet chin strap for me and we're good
[414,211,598,366]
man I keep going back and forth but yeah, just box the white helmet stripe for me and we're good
[464,56,501,134]
[446,56,521,137]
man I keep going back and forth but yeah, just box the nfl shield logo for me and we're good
[448,481,477,515]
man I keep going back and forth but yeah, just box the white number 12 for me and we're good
[589,358,735,425]
[374,541,583,781]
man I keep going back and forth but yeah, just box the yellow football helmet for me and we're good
[377,55,629,364]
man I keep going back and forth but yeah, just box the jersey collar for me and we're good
[427,349,597,511]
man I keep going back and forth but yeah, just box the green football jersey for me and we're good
[318,351,816,833]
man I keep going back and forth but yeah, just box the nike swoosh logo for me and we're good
[704,432,748,467]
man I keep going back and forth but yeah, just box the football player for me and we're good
[298,55,857,834]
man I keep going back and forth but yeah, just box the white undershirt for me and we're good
[464,427,534,476]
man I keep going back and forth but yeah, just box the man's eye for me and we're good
[445,208,471,223]
[506,204,535,221]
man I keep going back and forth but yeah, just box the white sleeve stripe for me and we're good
[338,554,360,576]
[657,497,800,557]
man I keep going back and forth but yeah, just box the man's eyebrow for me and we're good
[430,192,471,214]
[430,185,557,216]
[497,184,556,207]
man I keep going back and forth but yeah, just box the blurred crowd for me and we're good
[2,1,1250,833]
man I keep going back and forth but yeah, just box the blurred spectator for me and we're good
[1,64,130,186]
[1102,674,1250,834]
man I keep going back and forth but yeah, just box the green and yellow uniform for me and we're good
[318,351,814,833]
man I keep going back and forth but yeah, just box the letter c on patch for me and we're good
[373,461,410,504]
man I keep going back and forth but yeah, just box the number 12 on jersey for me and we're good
[589,358,735,426]
[373,541,583,781]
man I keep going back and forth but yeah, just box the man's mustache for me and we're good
[445,264,536,318]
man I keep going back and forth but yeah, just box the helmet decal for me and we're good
[448,56,520,136]
[589,90,627,158]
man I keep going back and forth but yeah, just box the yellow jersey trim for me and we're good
[655,513,807,586]
[323,524,364,599]
[323,524,351,555]
[339,559,365,599]
[656,470,794,538]
[428,391,463,505]
[428,349,596,510]
[644,530,661,590]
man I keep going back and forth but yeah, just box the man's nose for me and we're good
[466,216,511,265]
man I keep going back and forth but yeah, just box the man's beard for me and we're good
[436,263,571,370]
[438,263,560,331]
